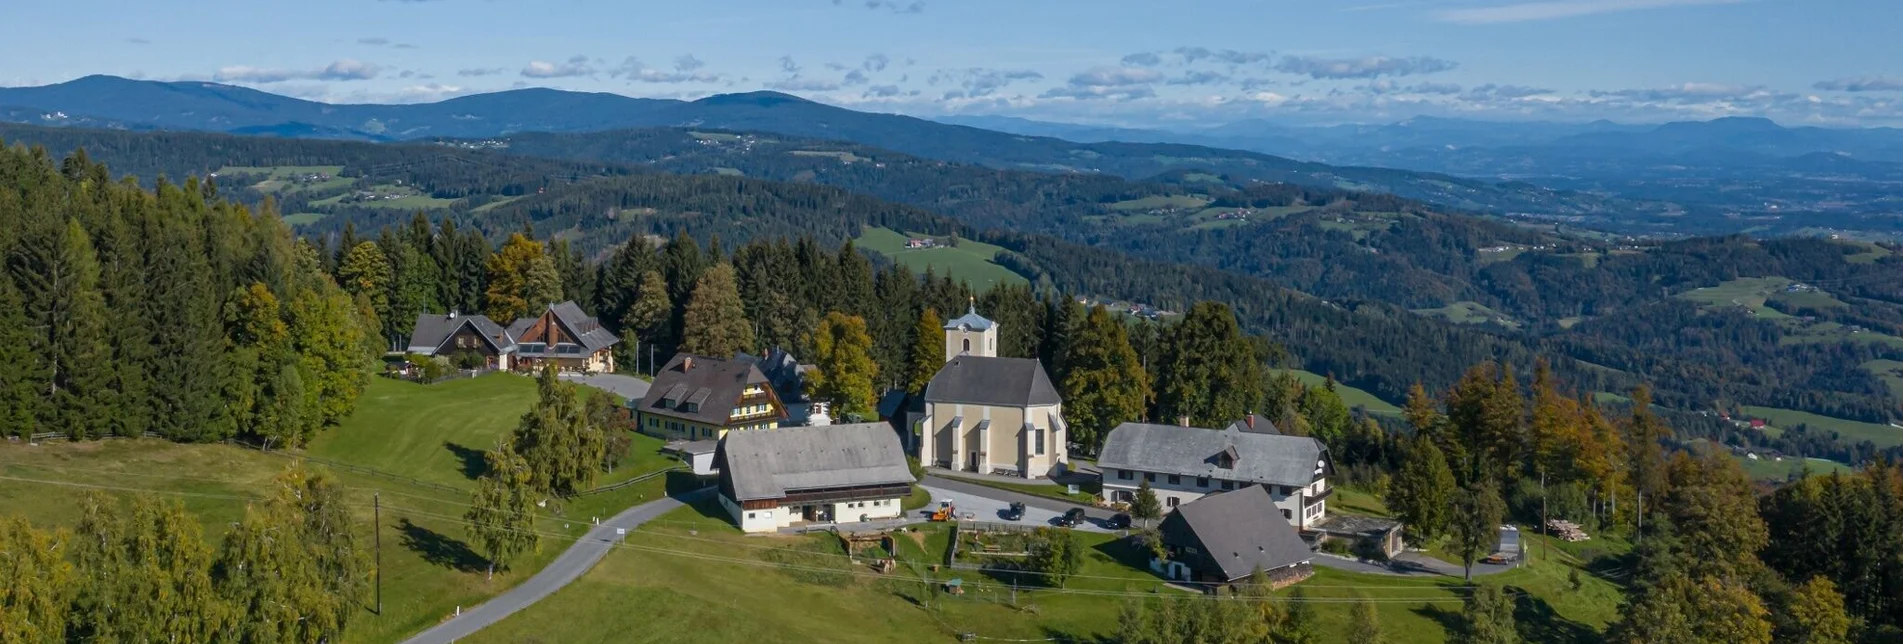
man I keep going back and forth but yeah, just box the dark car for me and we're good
[1057,508,1088,527]
[1105,513,1131,530]
[1002,502,1026,521]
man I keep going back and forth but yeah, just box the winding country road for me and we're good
[404,488,713,644]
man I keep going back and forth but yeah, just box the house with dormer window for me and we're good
[1098,420,1332,529]
[405,301,618,373]
[637,354,787,441]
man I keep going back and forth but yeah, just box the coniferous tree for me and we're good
[336,240,393,328]
[467,439,540,579]
[598,233,657,336]
[680,263,754,357]
[1278,588,1322,644]
[807,312,879,420]
[1130,480,1162,528]
[1154,301,1260,428]
[144,207,230,441]
[1389,437,1458,546]
[385,242,441,342]
[620,270,672,366]
[1062,305,1151,453]
[903,307,945,396]
[91,208,154,438]
[1349,596,1385,644]
[0,277,43,436]
[23,219,114,439]
[1457,585,1520,644]
[524,252,564,311]
[1451,482,1506,581]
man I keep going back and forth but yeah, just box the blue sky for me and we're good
[2,0,1898,127]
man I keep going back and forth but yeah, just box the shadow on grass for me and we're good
[665,470,711,496]
[1508,585,1598,644]
[684,494,731,521]
[1414,603,1466,635]
[1091,535,1154,573]
[398,518,486,573]
[445,441,487,481]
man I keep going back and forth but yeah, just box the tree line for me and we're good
[0,145,377,445]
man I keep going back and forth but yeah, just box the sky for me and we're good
[1,0,1898,128]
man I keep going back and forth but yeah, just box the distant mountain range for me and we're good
[0,75,1643,219]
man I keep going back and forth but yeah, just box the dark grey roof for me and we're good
[943,306,995,331]
[735,348,807,401]
[717,422,914,501]
[1099,423,1326,487]
[924,356,1060,407]
[1226,417,1281,435]
[1166,486,1312,581]
[506,301,620,356]
[639,354,777,426]
[406,313,514,355]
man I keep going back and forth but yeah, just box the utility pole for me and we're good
[375,492,383,616]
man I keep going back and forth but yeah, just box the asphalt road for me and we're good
[559,373,651,403]
[404,488,713,644]
[919,484,1114,533]
[920,475,1121,523]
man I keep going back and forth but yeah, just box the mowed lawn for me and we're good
[468,497,1623,644]
[856,226,1029,290]
[309,375,539,489]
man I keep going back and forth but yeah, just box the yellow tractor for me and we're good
[929,500,956,522]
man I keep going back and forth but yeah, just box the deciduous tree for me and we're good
[807,312,880,420]
[467,439,540,579]
[1451,482,1505,581]
[903,307,944,396]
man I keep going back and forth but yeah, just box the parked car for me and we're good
[1058,508,1088,527]
[1105,513,1131,530]
[1002,502,1026,521]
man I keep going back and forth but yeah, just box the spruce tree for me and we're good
[807,312,880,420]
[336,240,393,329]
[0,277,44,436]
[24,219,114,439]
[1388,437,1458,546]
[904,307,945,396]
[680,263,755,357]
[1062,305,1151,452]
[145,212,230,441]
[1154,301,1259,428]
[620,270,672,365]
[1130,480,1162,528]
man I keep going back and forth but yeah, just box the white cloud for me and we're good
[1066,66,1164,87]
[1275,55,1458,79]
[521,55,595,78]
[458,67,506,77]
[610,57,719,83]
[213,59,382,83]
[1814,76,1903,92]
[1437,0,1744,24]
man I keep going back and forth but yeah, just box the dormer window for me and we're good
[1214,445,1239,469]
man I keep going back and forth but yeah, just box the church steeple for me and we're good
[943,299,998,362]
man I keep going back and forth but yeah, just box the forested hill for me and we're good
[0,76,1630,216]
[4,123,1899,449]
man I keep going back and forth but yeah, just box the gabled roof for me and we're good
[717,422,914,502]
[1099,422,1326,487]
[924,356,1060,407]
[506,301,620,356]
[406,313,515,355]
[1164,485,1312,581]
[639,354,778,426]
[943,305,995,332]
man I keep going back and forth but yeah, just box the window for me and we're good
[1167,475,1181,485]
[747,512,756,519]
[1185,546,1199,555]
[1035,428,1046,455]
[1118,470,1134,481]
[1281,486,1296,496]
[1144,472,1156,483]
[1167,497,1179,508]
[1281,509,1292,519]
[1221,480,1235,490]
[1196,476,1209,488]
[962,338,971,352]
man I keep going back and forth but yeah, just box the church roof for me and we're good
[943,302,995,331]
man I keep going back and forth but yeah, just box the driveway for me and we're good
[919,484,1115,533]
[1310,552,1515,577]
[560,373,650,403]
[404,487,713,644]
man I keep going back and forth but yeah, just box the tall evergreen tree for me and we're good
[1389,437,1458,546]
[524,252,564,311]
[144,207,230,441]
[620,270,673,368]
[680,263,755,357]
[807,312,880,420]
[903,307,945,396]
[1153,301,1260,428]
[1061,305,1151,452]
[0,277,43,436]
[22,219,114,439]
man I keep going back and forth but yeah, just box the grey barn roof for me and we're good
[1166,485,1312,581]
[718,422,915,502]
[924,356,1060,407]
[639,354,775,426]
[406,313,514,355]
[1098,422,1326,487]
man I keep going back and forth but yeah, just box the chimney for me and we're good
[1245,413,1256,430]
[1178,415,1190,428]
[683,357,694,371]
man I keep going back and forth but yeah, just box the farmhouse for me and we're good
[637,354,786,441]
[404,301,619,373]
[1154,485,1314,586]
[716,422,916,533]
[915,305,1068,479]
[1098,420,1331,528]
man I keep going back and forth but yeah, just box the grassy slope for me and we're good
[1736,454,1855,482]
[1279,369,1403,415]
[1413,301,1522,330]
[0,373,687,643]
[856,226,1029,290]
[1866,359,1903,398]
[468,498,1623,644]
[1739,405,1903,448]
